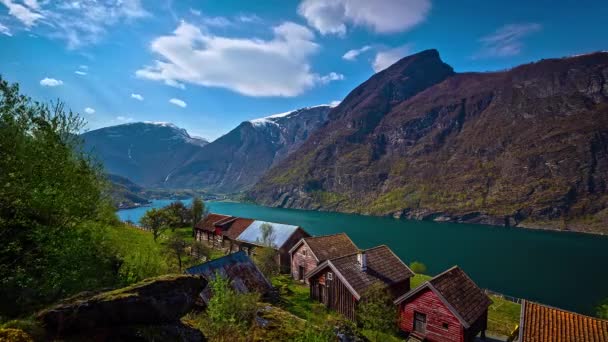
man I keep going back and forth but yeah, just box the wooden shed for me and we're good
[394,266,491,342]
[306,245,414,321]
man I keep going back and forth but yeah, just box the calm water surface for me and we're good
[118,199,608,315]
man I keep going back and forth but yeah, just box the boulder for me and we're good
[37,274,206,338]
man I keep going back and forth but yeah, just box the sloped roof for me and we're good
[291,233,359,262]
[236,220,301,249]
[307,245,414,300]
[185,251,272,304]
[394,266,491,328]
[223,218,255,240]
[520,300,608,342]
[194,214,232,232]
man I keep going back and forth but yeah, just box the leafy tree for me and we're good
[356,283,397,342]
[256,223,277,248]
[191,240,212,261]
[191,196,207,228]
[0,76,118,317]
[253,247,280,279]
[206,272,259,338]
[596,297,608,319]
[409,261,427,274]
[140,208,170,241]
[165,235,187,272]
[165,200,191,229]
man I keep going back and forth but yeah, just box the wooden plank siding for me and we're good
[290,241,319,283]
[399,287,465,342]
[278,228,310,273]
[309,267,357,321]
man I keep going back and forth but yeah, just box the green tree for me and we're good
[356,283,397,342]
[596,297,608,319]
[253,247,280,279]
[409,261,427,274]
[165,200,191,229]
[0,76,118,317]
[191,240,212,261]
[140,208,170,241]
[165,235,187,272]
[256,223,277,248]
[191,196,207,228]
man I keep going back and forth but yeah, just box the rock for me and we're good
[37,274,207,338]
[0,328,33,342]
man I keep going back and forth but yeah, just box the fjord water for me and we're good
[118,199,608,315]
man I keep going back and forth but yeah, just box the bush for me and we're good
[253,247,280,279]
[409,261,427,274]
[356,283,397,342]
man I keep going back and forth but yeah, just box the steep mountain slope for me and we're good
[106,174,150,209]
[249,50,608,233]
[82,122,208,186]
[164,105,332,193]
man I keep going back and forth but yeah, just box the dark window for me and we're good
[442,322,449,330]
[414,312,427,334]
[302,248,307,256]
[327,272,333,280]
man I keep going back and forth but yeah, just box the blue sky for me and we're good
[1,0,606,141]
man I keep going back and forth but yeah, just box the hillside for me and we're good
[249,50,608,233]
[82,122,208,186]
[163,105,332,193]
[106,174,150,209]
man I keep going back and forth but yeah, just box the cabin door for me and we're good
[318,284,325,303]
[298,266,304,281]
[414,312,427,334]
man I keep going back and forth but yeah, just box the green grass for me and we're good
[412,273,520,337]
[361,329,403,342]
[271,275,314,320]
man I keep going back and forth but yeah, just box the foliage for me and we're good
[165,200,191,230]
[256,223,277,248]
[205,273,259,339]
[0,328,33,342]
[191,196,207,228]
[356,283,397,342]
[140,208,171,241]
[0,77,119,318]
[254,247,280,279]
[165,235,187,272]
[190,240,212,262]
[595,297,608,319]
[409,261,427,274]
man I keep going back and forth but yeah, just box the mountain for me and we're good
[249,49,608,234]
[82,122,208,186]
[163,105,333,193]
[106,174,150,209]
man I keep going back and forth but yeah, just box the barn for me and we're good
[394,266,491,342]
[306,245,414,321]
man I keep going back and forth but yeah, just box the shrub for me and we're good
[409,261,427,274]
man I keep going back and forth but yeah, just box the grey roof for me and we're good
[236,220,300,248]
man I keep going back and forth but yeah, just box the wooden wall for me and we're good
[279,228,310,273]
[398,287,464,342]
[290,241,318,282]
[309,267,357,321]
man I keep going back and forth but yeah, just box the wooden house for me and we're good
[519,300,608,341]
[394,266,491,342]
[289,233,359,283]
[306,245,414,321]
[194,214,310,272]
[185,251,273,305]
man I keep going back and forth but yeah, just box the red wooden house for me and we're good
[289,233,358,283]
[306,245,414,321]
[394,266,491,342]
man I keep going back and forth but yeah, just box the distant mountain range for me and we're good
[84,50,608,233]
[249,50,608,234]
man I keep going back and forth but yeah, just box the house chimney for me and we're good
[357,250,367,272]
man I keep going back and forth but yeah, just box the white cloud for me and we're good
[237,14,261,23]
[136,21,342,97]
[84,107,95,114]
[343,45,371,61]
[131,93,144,101]
[0,0,44,27]
[116,116,134,123]
[372,44,412,72]
[0,22,11,36]
[169,98,187,108]
[74,70,87,75]
[298,0,431,36]
[474,23,541,59]
[2,1,148,48]
[79,65,88,70]
[39,77,63,87]
[317,72,344,84]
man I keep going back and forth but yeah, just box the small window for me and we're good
[302,248,307,256]
[327,272,333,280]
[442,323,449,330]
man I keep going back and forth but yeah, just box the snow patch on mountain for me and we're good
[248,104,332,127]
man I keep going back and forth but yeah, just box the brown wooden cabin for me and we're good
[394,266,491,342]
[305,245,414,321]
[194,213,310,272]
[289,233,358,283]
[519,300,608,342]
